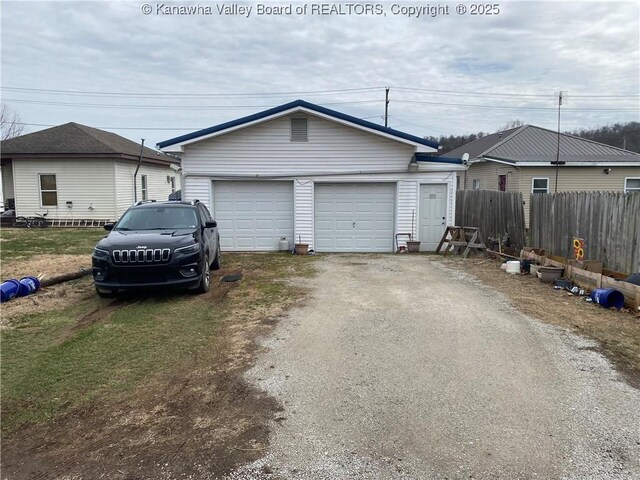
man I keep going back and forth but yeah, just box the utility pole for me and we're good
[554,91,563,193]
[384,87,389,127]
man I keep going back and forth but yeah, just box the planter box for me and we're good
[294,243,309,255]
[406,241,421,253]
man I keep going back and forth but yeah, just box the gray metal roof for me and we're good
[443,127,521,160]
[444,125,640,164]
[1,123,177,165]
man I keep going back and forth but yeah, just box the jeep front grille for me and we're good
[112,248,171,263]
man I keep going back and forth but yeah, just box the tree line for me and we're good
[429,121,640,154]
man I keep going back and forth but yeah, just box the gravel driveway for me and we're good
[231,255,640,479]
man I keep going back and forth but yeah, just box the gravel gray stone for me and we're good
[228,255,640,479]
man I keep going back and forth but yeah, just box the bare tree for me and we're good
[497,119,525,132]
[1,104,26,141]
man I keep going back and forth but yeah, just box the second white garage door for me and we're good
[213,181,293,251]
[315,183,395,252]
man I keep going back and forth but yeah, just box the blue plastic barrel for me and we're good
[17,276,40,297]
[591,288,625,309]
[0,279,21,303]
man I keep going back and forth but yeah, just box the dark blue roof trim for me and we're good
[157,99,439,149]
[415,154,463,165]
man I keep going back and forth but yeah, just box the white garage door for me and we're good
[213,181,293,251]
[315,183,395,252]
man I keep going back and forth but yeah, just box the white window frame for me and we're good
[624,177,640,193]
[472,179,480,190]
[141,175,148,201]
[531,177,549,194]
[170,176,176,193]
[39,173,58,207]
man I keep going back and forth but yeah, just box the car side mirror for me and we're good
[205,220,217,228]
[104,223,115,231]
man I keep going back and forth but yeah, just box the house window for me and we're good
[624,177,640,192]
[141,175,148,201]
[39,174,58,206]
[532,177,549,194]
[498,175,507,192]
[170,176,176,193]
[472,179,480,190]
[290,118,308,142]
[456,175,461,190]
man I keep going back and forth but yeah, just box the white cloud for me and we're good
[1,0,638,145]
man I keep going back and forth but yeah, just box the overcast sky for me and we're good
[1,0,639,148]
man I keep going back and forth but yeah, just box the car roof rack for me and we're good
[134,200,157,206]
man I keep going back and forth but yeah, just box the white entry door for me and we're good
[315,183,395,252]
[213,181,293,251]
[419,184,448,251]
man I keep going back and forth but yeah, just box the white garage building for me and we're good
[158,100,466,252]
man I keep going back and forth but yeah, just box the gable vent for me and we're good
[290,117,308,142]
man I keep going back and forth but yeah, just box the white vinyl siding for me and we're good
[624,177,640,192]
[114,161,177,218]
[213,181,294,251]
[294,180,314,246]
[140,175,148,200]
[13,158,116,219]
[181,113,417,177]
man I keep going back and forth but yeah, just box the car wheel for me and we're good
[95,285,117,298]
[211,247,221,270]
[195,256,211,293]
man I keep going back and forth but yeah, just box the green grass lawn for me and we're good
[0,228,106,261]
[1,251,317,434]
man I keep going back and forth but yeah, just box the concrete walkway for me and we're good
[232,255,640,479]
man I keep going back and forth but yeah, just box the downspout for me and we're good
[133,139,144,203]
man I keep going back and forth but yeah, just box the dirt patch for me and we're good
[1,264,309,480]
[1,276,96,326]
[440,256,640,389]
[1,254,91,281]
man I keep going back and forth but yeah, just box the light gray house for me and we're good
[159,100,466,252]
[1,123,180,222]
[447,125,640,225]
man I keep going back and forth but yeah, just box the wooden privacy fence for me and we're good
[455,190,526,250]
[529,192,640,274]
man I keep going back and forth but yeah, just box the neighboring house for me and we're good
[158,100,466,252]
[0,123,180,221]
[446,125,640,225]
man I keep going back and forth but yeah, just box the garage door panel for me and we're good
[213,181,293,251]
[315,183,395,252]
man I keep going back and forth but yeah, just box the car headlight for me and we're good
[93,247,110,258]
[174,243,201,254]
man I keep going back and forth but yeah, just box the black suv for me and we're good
[92,200,220,297]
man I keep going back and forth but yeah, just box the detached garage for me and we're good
[158,100,466,252]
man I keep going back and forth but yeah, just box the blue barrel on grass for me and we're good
[0,279,21,303]
[591,288,625,309]
[17,276,41,297]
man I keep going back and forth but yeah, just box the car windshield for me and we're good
[115,206,198,231]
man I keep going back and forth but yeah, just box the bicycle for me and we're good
[14,211,49,228]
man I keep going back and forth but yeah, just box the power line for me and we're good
[392,99,638,112]
[3,98,382,110]
[1,86,384,99]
